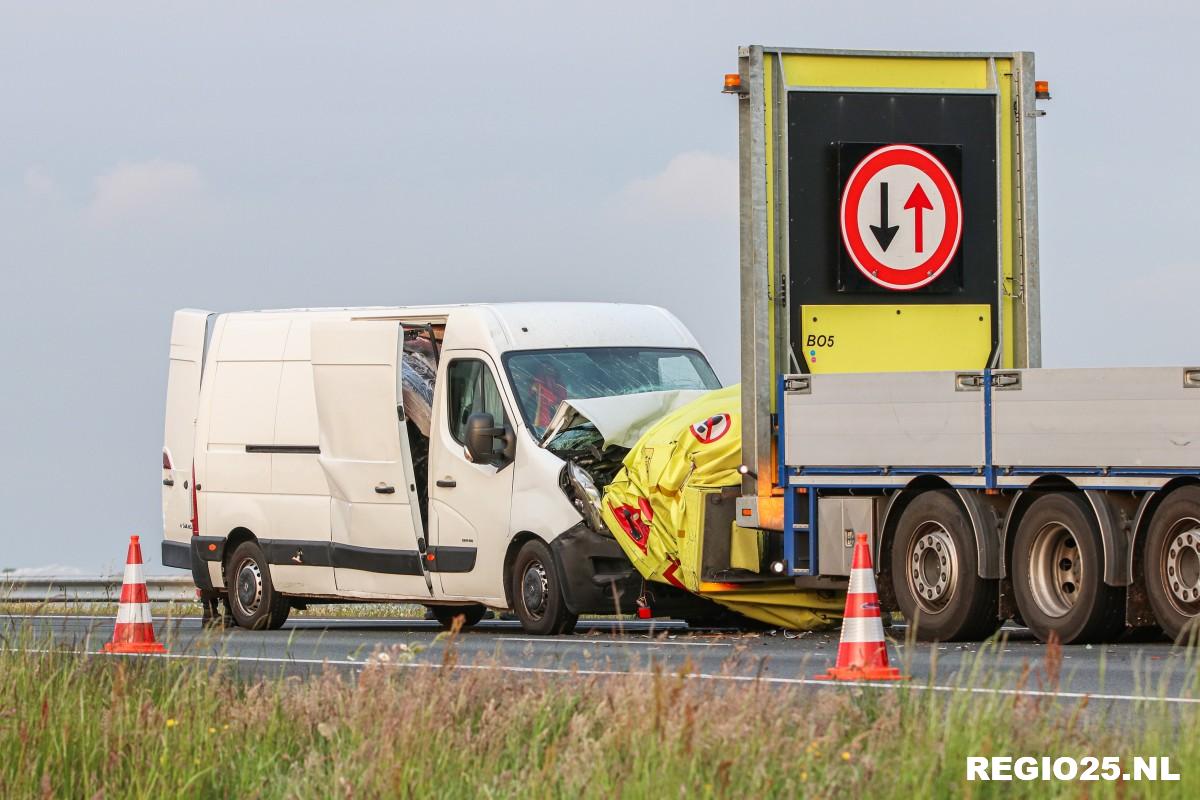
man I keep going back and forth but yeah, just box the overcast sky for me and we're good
[2,1,1198,571]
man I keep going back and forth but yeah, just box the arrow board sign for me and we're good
[839,144,963,291]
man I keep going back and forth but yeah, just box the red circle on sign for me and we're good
[690,413,730,444]
[839,144,963,291]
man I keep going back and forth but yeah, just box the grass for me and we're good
[2,625,1199,799]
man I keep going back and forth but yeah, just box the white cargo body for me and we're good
[161,303,722,633]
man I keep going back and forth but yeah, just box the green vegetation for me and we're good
[1,626,1198,798]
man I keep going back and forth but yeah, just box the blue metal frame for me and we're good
[983,368,996,489]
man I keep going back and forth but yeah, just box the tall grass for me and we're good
[1,627,1198,798]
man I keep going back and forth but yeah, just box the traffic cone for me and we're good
[815,533,902,681]
[103,535,167,654]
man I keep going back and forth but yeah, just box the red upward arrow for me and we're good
[904,183,934,253]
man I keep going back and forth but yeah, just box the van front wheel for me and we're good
[511,540,577,635]
[226,541,290,631]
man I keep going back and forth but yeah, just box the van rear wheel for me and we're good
[511,539,577,635]
[226,541,290,631]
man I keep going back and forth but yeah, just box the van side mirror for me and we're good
[465,412,510,466]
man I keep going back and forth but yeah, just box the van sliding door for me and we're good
[311,320,432,598]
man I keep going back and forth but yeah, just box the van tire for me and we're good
[226,541,290,631]
[428,604,487,630]
[511,539,578,635]
[890,490,1000,641]
[1012,493,1124,644]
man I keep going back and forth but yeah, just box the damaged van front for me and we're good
[503,349,730,628]
[534,389,719,624]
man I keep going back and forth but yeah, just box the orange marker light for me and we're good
[207,543,217,552]
[1035,80,1051,100]
[724,73,740,89]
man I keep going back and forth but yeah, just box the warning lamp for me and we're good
[1035,80,1051,100]
[770,560,787,575]
[722,72,746,95]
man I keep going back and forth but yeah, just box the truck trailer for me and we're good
[728,47,1200,644]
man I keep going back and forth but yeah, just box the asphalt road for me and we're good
[5,612,1199,710]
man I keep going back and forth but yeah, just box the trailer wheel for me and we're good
[226,541,290,631]
[1144,485,1200,643]
[1012,493,1124,644]
[891,490,999,641]
[427,604,487,630]
[510,539,578,636]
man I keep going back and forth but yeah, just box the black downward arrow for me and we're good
[869,182,899,251]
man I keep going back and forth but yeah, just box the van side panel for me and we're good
[202,317,288,555]
[267,320,335,594]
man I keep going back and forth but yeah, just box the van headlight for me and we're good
[564,461,606,534]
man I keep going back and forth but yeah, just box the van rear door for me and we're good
[311,319,432,598]
[162,309,212,568]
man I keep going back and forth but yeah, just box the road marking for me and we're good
[501,637,731,648]
[5,645,1197,707]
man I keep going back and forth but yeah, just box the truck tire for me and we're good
[890,490,999,641]
[1012,493,1124,644]
[510,539,578,636]
[1144,485,1200,643]
[226,541,290,631]
[428,604,487,630]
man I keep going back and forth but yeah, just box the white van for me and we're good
[161,303,722,633]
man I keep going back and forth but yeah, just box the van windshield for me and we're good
[504,348,721,436]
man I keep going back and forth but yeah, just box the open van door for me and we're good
[162,309,211,569]
[311,319,432,598]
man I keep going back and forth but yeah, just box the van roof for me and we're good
[215,302,703,354]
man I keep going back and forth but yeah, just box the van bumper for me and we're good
[162,537,224,594]
[550,523,642,615]
[549,523,744,620]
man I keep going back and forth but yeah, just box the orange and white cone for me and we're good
[815,533,902,681]
[103,535,167,654]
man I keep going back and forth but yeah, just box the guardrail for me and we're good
[0,576,197,603]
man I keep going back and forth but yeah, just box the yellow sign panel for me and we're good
[800,304,992,373]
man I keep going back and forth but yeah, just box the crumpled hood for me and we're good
[539,389,711,450]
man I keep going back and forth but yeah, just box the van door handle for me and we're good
[436,478,457,488]
[162,478,175,487]
[374,483,395,495]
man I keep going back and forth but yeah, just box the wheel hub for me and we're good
[1028,522,1081,618]
[521,560,549,617]
[1164,521,1200,613]
[235,559,263,615]
[908,522,958,613]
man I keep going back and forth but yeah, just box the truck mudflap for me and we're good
[601,385,845,631]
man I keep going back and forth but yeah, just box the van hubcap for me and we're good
[521,561,549,618]
[1028,522,1082,618]
[1164,519,1200,615]
[235,559,263,615]
[907,522,958,613]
